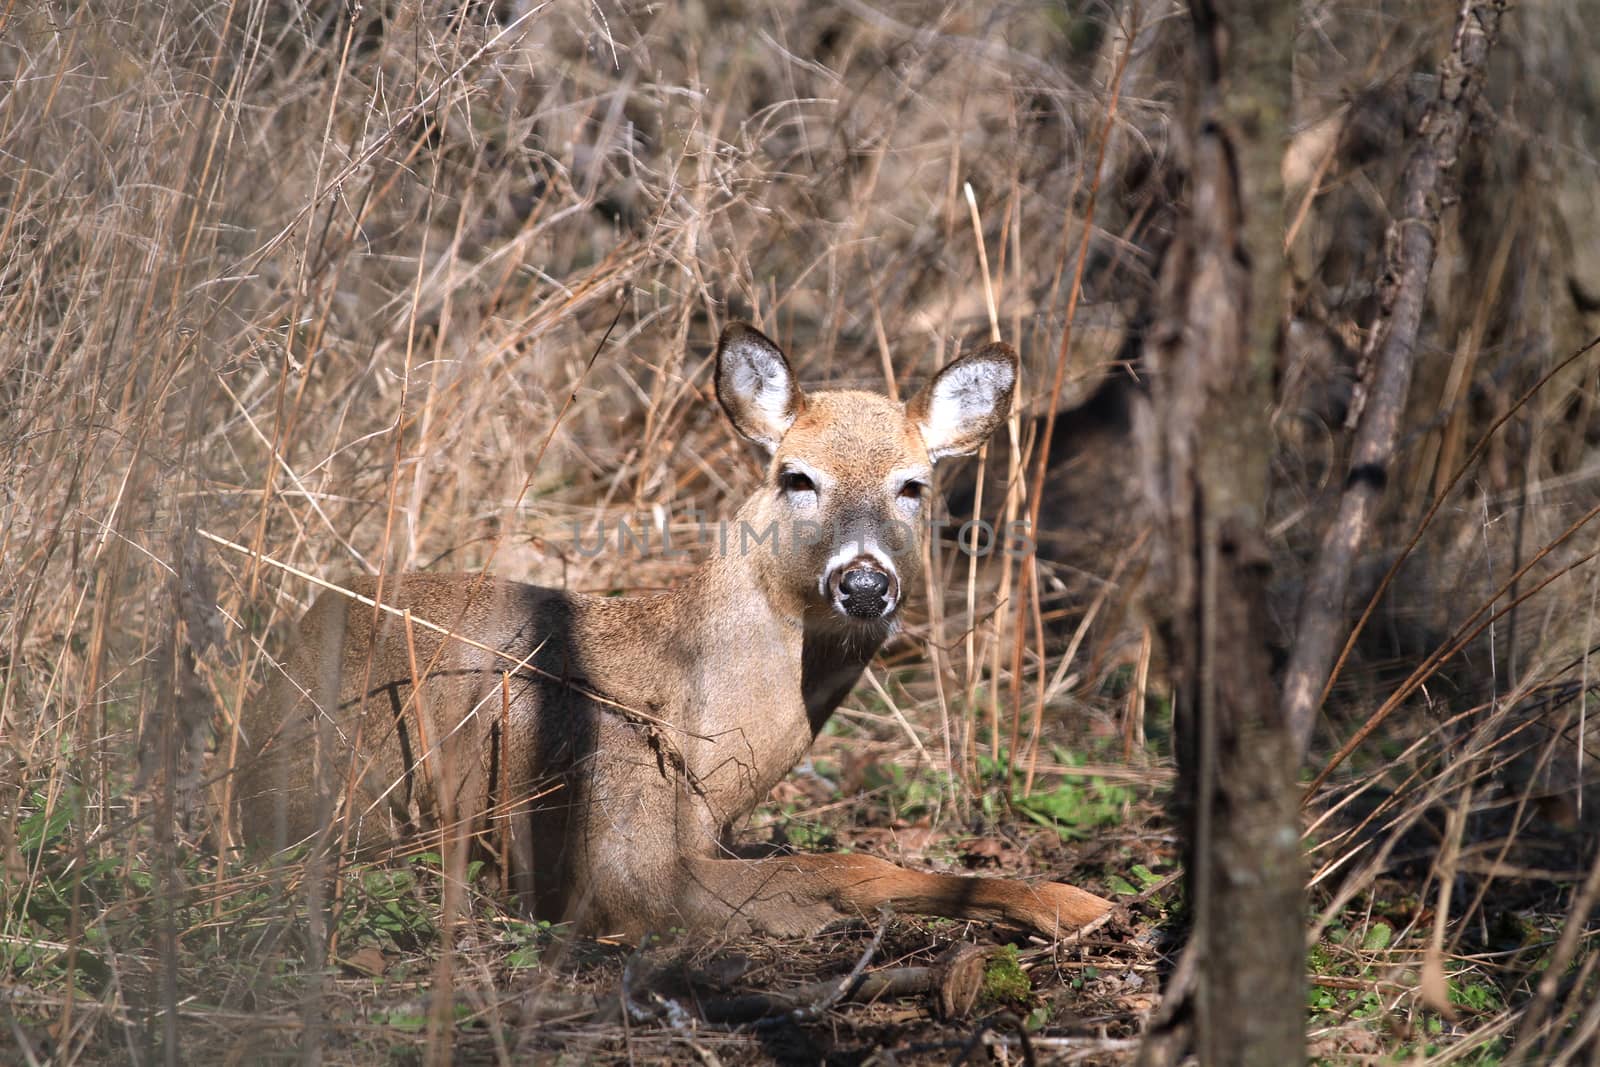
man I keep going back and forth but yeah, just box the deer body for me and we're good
[238,324,1113,940]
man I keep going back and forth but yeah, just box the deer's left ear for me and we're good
[906,342,1018,460]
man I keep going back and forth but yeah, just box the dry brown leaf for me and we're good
[340,946,389,978]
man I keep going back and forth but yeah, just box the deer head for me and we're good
[715,321,1017,631]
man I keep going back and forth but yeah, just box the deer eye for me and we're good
[899,480,928,502]
[779,469,816,495]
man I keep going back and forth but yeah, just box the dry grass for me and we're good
[0,2,1161,1061]
[2,0,1600,1063]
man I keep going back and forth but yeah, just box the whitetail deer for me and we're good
[238,322,1113,940]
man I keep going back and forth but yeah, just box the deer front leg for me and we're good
[679,853,1112,939]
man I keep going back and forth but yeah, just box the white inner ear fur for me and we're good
[918,358,1013,458]
[736,357,792,425]
[725,338,797,448]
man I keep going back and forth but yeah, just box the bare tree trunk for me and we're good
[1136,1,1301,1063]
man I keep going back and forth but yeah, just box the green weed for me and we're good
[980,944,1032,1008]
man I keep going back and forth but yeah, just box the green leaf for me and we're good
[1361,923,1393,952]
[1106,875,1140,897]
[506,946,542,970]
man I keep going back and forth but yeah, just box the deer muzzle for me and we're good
[827,555,899,619]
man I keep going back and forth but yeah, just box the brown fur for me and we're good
[237,323,1113,940]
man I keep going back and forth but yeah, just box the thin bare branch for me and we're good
[1283,0,1512,756]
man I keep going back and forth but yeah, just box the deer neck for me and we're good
[726,490,890,720]
[798,619,881,735]
[667,495,891,800]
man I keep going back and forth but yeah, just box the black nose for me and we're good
[840,568,891,616]
[841,568,890,598]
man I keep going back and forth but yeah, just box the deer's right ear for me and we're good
[716,322,805,452]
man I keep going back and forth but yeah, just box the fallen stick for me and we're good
[701,942,990,1025]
